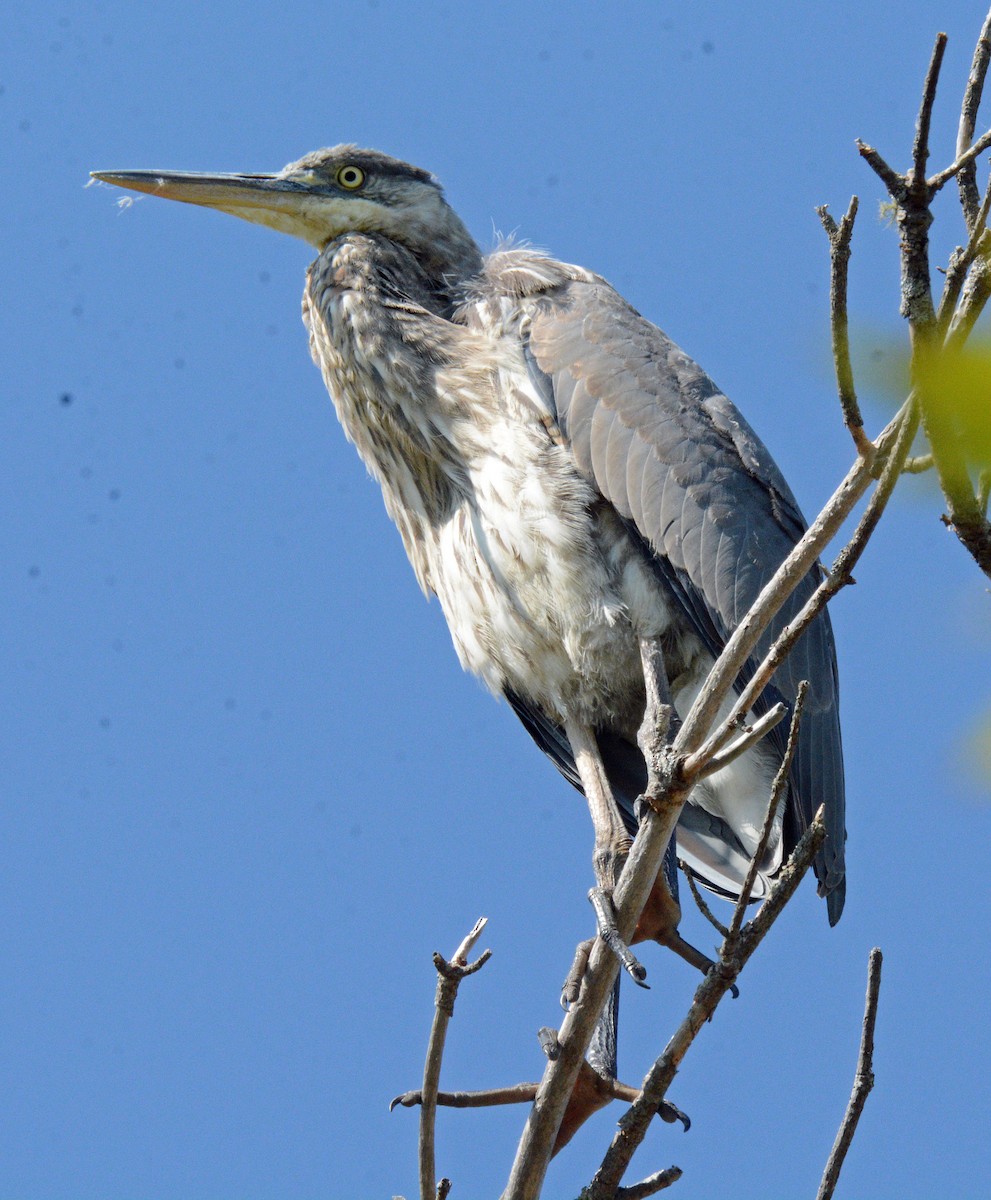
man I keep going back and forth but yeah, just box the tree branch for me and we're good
[685,396,918,779]
[613,1166,683,1199]
[938,184,991,339]
[928,126,991,193]
[816,948,883,1200]
[679,860,729,938]
[727,681,809,942]
[419,918,491,1200]
[957,8,991,227]
[694,703,786,781]
[913,33,948,187]
[817,197,871,454]
[855,140,903,196]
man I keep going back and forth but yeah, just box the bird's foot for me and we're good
[588,886,650,988]
[658,1098,691,1132]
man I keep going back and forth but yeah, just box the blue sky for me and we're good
[4,3,990,1197]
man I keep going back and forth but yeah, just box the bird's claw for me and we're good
[658,1099,691,1131]
[588,886,650,988]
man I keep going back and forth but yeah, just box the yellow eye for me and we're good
[336,165,365,190]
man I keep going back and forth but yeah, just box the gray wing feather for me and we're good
[525,280,846,920]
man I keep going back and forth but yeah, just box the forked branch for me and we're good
[857,13,991,580]
[418,917,491,1200]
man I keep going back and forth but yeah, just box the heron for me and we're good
[91,146,845,1135]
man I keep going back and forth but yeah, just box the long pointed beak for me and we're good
[90,169,336,247]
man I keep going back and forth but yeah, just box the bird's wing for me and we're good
[519,273,845,920]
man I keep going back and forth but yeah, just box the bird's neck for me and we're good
[394,210,483,299]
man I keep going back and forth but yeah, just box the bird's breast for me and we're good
[426,420,687,729]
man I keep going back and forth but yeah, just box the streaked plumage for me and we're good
[91,146,845,938]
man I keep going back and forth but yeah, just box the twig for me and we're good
[957,9,991,228]
[935,183,991,339]
[614,1167,683,1198]
[736,811,827,953]
[943,241,991,350]
[728,681,809,941]
[928,126,991,192]
[679,860,729,938]
[912,34,948,187]
[675,447,873,765]
[855,140,902,196]
[694,703,786,780]
[817,198,871,453]
[436,1180,452,1200]
[419,918,491,1200]
[902,452,934,474]
[816,949,883,1200]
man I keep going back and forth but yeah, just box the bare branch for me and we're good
[436,1179,452,1200]
[817,197,871,453]
[944,238,991,350]
[957,9,991,227]
[902,452,934,474]
[913,34,949,186]
[393,1071,689,1121]
[679,859,729,938]
[929,126,991,193]
[728,681,809,941]
[856,139,904,196]
[941,499,991,576]
[450,916,489,968]
[936,187,991,337]
[816,949,883,1200]
[736,811,827,954]
[419,919,492,1200]
[614,1167,683,1199]
[693,703,786,780]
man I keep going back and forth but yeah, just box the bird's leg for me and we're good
[564,717,647,986]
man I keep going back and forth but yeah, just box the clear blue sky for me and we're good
[4,3,990,1197]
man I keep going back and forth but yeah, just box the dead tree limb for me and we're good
[816,949,883,1200]
[857,15,991,580]
[418,918,491,1200]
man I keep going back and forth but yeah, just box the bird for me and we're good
[91,146,845,1129]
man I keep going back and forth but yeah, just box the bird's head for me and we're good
[91,144,483,284]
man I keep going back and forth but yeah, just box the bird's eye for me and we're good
[336,165,365,190]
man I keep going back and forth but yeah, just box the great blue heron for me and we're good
[91,146,845,1119]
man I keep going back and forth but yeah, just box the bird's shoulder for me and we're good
[462,248,808,544]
